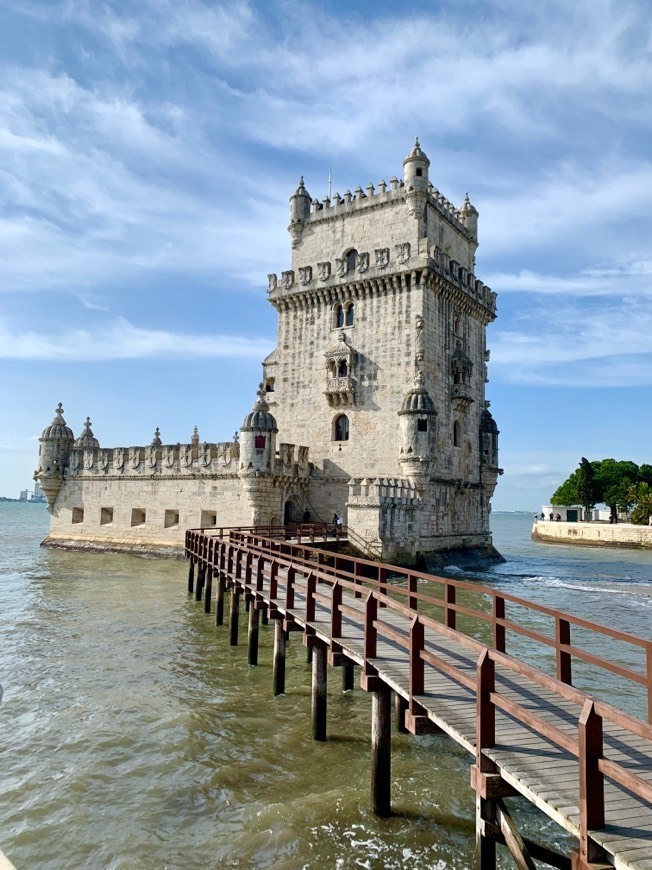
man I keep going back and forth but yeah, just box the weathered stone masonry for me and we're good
[35,140,502,564]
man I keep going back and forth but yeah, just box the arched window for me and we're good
[453,421,460,447]
[345,303,354,326]
[337,360,348,378]
[334,414,350,442]
[346,249,358,273]
[335,304,344,328]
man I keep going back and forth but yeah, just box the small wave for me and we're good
[441,565,466,576]
[521,575,652,603]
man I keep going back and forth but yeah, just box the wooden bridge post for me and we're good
[371,684,392,817]
[229,586,241,646]
[575,700,607,868]
[556,616,572,685]
[248,603,260,666]
[273,620,286,696]
[311,640,327,741]
[204,566,212,614]
[187,557,195,594]
[394,693,408,733]
[195,563,205,602]
[342,664,354,691]
[215,574,225,626]
[476,649,497,869]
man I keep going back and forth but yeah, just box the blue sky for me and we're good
[1,0,651,511]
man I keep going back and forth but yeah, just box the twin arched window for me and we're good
[334,302,354,328]
[334,414,349,442]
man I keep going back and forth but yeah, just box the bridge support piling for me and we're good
[248,603,260,666]
[216,576,225,626]
[476,795,497,868]
[203,568,212,614]
[371,684,392,817]
[394,693,408,733]
[229,586,241,646]
[342,663,354,692]
[195,564,205,602]
[273,620,286,696]
[187,558,195,594]
[311,641,327,741]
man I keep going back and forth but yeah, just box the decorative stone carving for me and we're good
[181,446,193,468]
[375,248,390,269]
[163,446,176,468]
[317,261,331,281]
[396,242,410,264]
[114,448,125,471]
[199,444,211,467]
[147,446,158,469]
[83,451,94,471]
[357,252,369,273]
[415,314,424,364]
[98,450,109,472]
[281,270,294,289]
[130,448,141,470]
[298,266,312,286]
[267,273,277,293]
[335,258,346,277]
[70,451,80,472]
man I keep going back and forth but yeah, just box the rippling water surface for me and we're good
[0,506,650,868]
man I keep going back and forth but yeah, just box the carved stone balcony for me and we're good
[325,376,354,407]
[451,383,474,411]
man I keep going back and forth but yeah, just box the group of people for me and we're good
[534,512,562,521]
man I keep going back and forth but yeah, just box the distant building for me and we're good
[34,141,502,565]
[19,489,28,502]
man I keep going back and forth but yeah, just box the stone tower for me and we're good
[265,139,501,563]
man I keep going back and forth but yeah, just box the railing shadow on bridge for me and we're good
[185,526,652,870]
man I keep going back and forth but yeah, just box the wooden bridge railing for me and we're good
[191,528,652,723]
[185,527,652,867]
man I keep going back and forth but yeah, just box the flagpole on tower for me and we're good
[328,165,332,200]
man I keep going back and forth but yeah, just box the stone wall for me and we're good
[532,521,652,549]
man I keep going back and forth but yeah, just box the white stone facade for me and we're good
[36,141,502,564]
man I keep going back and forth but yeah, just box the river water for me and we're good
[0,504,650,869]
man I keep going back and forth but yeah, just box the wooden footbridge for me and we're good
[185,524,652,869]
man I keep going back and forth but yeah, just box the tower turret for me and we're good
[403,138,430,219]
[239,385,278,475]
[398,371,437,480]
[480,404,499,469]
[288,176,312,248]
[460,193,479,242]
[34,403,75,510]
[74,417,99,449]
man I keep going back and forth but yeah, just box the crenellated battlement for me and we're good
[348,476,423,508]
[67,440,241,477]
[267,243,496,316]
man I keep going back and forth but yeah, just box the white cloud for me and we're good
[0,316,274,361]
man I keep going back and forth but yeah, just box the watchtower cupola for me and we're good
[239,385,278,475]
[403,138,430,219]
[288,176,312,248]
[35,403,75,510]
[74,417,99,449]
[398,371,437,479]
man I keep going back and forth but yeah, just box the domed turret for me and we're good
[151,427,162,448]
[74,417,99,449]
[460,193,478,240]
[480,405,499,469]
[239,385,278,474]
[403,138,430,189]
[35,403,75,510]
[398,371,437,478]
[288,176,312,248]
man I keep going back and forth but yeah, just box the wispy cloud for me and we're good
[0,316,274,361]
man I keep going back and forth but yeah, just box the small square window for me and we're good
[254,435,266,449]
[131,508,146,527]
[164,509,179,528]
[72,507,84,524]
[417,419,428,432]
[200,510,217,528]
[416,168,423,177]
[100,507,113,525]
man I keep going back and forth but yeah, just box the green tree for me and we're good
[593,459,640,522]
[627,483,652,525]
[576,457,596,516]
[551,469,580,506]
